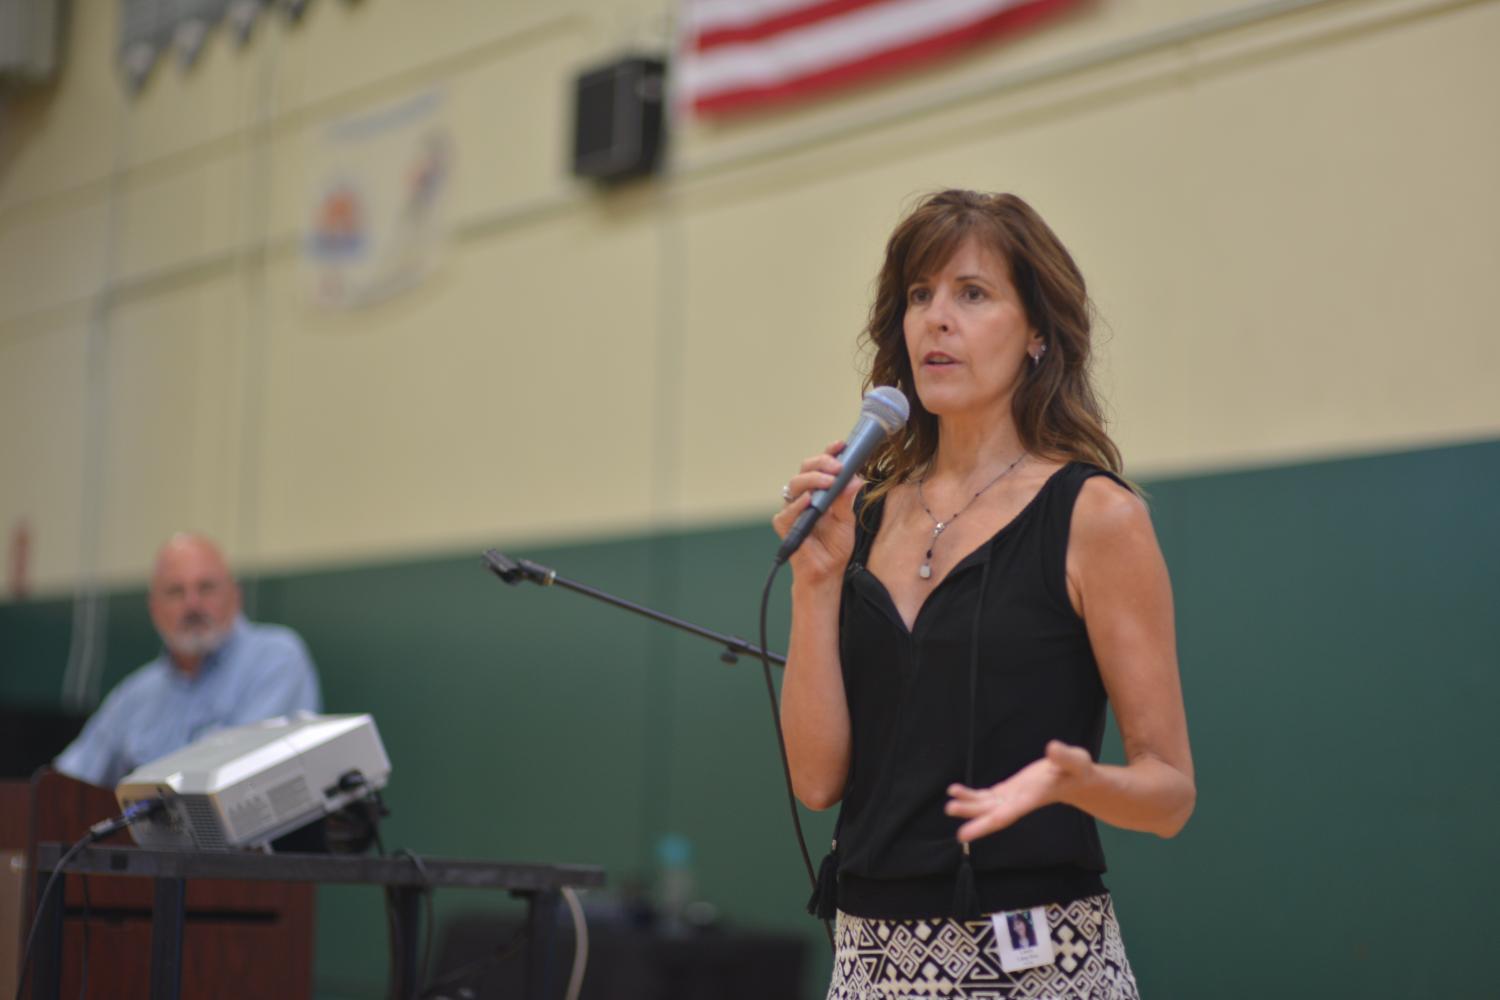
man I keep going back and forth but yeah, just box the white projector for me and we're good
[115,713,391,851]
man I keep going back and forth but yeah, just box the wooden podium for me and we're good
[0,770,314,1000]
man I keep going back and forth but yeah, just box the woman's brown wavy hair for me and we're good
[860,190,1123,505]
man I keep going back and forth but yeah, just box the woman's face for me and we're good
[902,235,1040,421]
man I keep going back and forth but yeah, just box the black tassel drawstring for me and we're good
[953,555,994,919]
[952,842,981,918]
[807,839,839,918]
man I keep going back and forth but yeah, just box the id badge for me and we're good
[991,906,1055,973]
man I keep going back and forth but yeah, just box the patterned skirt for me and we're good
[827,893,1139,1000]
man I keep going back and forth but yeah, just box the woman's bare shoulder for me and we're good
[1072,473,1157,551]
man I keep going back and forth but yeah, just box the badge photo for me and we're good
[992,906,1056,972]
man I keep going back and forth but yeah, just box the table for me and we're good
[33,843,605,1000]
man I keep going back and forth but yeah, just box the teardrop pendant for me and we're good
[919,522,945,580]
[914,454,1027,585]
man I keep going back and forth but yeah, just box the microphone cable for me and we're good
[758,558,835,951]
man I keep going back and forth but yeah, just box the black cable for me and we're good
[14,835,97,1000]
[77,873,91,1000]
[393,848,435,992]
[367,802,436,1000]
[13,797,167,1000]
[757,559,835,951]
[417,924,529,1000]
[387,893,405,1000]
[353,788,416,1000]
[373,826,401,1000]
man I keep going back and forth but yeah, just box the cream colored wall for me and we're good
[2,0,1497,596]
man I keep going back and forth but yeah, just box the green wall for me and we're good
[4,438,1497,998]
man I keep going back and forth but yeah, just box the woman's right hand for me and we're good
[772,440,863,587]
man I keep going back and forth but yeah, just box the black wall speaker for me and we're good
[572,55,666,183]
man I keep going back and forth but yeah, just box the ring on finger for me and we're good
[780,483,795,503]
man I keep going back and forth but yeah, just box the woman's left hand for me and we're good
[945,740,1095,843]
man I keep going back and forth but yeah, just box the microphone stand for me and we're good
[481,548,834,950]
[481,549,785,667]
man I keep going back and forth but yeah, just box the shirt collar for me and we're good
[163,614,248,681]
[206,615,248,667]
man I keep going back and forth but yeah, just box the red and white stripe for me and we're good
[678,0,1083,117]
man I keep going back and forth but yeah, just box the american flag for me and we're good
[678,0,1084,118]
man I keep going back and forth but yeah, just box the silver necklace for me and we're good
[915,453,1027,579]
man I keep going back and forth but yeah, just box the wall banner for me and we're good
[118,0,338,94]
[304,91,453,310]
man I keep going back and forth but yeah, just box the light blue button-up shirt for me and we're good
[54,616,322,787]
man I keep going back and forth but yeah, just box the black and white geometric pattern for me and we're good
[827,893,1139,1000]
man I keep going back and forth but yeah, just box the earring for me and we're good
[1031,344,1047,366]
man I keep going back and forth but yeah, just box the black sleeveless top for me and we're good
[833,462,1123,919]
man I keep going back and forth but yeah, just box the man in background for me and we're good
[54,533,321,787]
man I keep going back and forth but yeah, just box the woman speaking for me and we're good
[772,190,1195,999]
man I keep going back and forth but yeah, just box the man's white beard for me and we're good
[165,624,230,659]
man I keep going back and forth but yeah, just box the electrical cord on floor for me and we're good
[418,924,530,1000]
[758,558,836,951]
[413,888,585,999]
[13,797,168,1000]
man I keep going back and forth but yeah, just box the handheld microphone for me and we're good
[776,386,910,563]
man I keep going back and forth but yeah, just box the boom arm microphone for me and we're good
[775,386,910,564]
